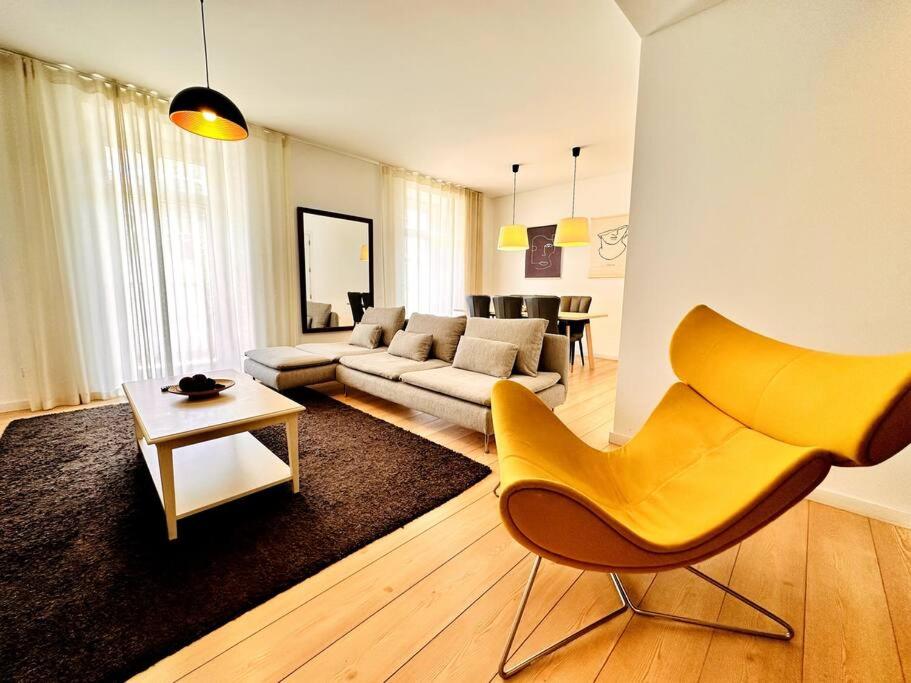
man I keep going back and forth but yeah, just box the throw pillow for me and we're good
[405,313,467,363]
[349,323,383,349]
[452,336,519,379]
[388,330,433,362]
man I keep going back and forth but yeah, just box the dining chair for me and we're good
[559,295,592,367]
[465,295,492,318]
[493,295,524,319]
[524,296,561,334]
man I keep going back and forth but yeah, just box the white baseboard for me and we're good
[0,399,30,414]
[606,431,909,529]
[808,487,911,529]
[608,431,631,446]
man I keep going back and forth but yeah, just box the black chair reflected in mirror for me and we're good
[348,292,366,324]
[559,295,593,367]
[361,292,374,309]
[493,295,524,319]
[466,295,491,318]
[524,296,561,334]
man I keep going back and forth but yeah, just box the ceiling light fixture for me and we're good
[554,146,590,247]
[497,164,529,251]
[169,0,248,141]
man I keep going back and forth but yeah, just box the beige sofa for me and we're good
[243,309,569,451]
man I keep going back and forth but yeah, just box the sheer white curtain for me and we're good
[0,53,295,410]
[382,166,481,316]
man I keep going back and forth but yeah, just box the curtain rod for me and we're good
[0,44,486,191]
[0,44,383,167]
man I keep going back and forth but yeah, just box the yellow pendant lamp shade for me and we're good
[554,146,590,247]
[359,244,369,261]
[170,0,248,141]
[498,164,528,251]
[554,216,590,247]
[498,224,529,250]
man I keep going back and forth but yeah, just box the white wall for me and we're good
[484,171,632,358]
[285,141,383,344]
[615,0,911,526]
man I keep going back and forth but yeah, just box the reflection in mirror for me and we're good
[297,208,373,332]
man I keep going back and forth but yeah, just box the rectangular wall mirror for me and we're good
[297,207,374,333]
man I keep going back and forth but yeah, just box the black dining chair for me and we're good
[348,292,366,324]
[493,295,524,319]
[559,296,593,367]
[465,295,492,318]
[524,296,561,334]
[361,291,374,309]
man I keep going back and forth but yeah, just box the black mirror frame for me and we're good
[297,206,374,334]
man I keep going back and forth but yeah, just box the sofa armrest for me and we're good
[539,333,569,387]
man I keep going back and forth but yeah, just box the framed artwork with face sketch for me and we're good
[589,214,629,278]
[524,224,563,278]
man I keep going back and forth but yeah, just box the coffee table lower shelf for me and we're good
[139,432,292,523]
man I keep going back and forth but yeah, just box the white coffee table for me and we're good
[122,370,305,540]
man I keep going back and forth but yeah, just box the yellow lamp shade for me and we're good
[359,244,369,261]
[498,224,529,251]
[554,217,590,247]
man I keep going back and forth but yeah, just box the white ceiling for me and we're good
[0,0,641,197]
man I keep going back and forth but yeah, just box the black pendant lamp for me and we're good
[169,0,248,141]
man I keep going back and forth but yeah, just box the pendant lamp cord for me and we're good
[200,0,210,88]
[512,169,517,224]
[571,154,577,218]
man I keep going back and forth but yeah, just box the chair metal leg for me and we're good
[498,559,793,679]
[578,339,585,366]
[614,565,794,640]
[499,557,630,678]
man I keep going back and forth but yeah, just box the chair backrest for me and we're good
[361,291,374,309]
[524,296,561,334]
[670,305,911,466]
[494,295,524,319]
[560,295,592,313]
[465,295,491,318]
[348,292,366,324]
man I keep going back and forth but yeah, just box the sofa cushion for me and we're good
[306,301,332,328]
[350,323,383,349]
[362,306,406,346]
[464,317,548,377]
[244,346,333,370]
[388,330,433,362]
[405,313,467,362]
[452,336,518,378]
[339,352,449,381]
[400,366,560,406]
[294,342,386,362]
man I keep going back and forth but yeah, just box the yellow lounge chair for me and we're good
[491,305,911,678]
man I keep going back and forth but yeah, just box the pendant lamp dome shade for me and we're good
[169,86,248,141]
[498,164,529,251]
[554,146,590,247]
[170,0,248,141]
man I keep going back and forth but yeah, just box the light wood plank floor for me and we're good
[3,362,909,682]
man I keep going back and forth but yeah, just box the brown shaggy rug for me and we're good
[0,387,491,682]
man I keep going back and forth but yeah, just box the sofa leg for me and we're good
[343,384,348,397]
[498,559,794,679]
[484,432,490,453]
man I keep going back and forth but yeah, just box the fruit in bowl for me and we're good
[178,373,218,393]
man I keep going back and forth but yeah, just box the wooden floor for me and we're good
[4,362,910,682]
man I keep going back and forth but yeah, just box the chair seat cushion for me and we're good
[244,346,333,370]
[339,352,449,381]
[496,381,831,569]
[401,366,560,406]
[294,342,386,362]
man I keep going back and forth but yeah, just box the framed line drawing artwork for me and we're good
[589,214,629,278]
[524,224,562,278]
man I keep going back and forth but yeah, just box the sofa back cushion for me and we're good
[306,301,332,328]
[405,313,467,362]
[452,336,519,378]
[388,330,433,362]
[465,317,547,377]
[362,306,406,346]
[349,322,383,349]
